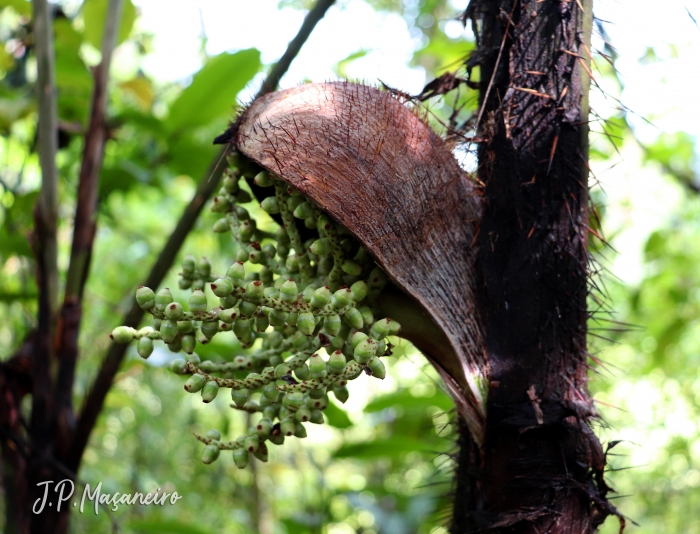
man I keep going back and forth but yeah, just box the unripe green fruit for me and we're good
[308,387,326,399]
[208,278,231,298]
[287,312,298,327]
[177,320,194,334]
[308,354,326,375]
[297,312,315,336]
[267,331,284,349]
[263,405,278,420]
[213,217,229,233]
[201,444,220,464]
[351,331,369,350]
[184,374,206,393]
[233,318,252,341]
[317,255,333,275]
[111,326,133,343]
[227,262,246,285]
[269,309,288,327]
[309,409,324,424]
[261,196,279,214]
[311,286,331,309]
[294,364,310,381]
[255,417,273,438]
[160,320,178,343]
[369,318,392,339]
[178,277,192,290]
[192,279,205,291]
[368,267,388,290]
[164,302,183,320]
[268,433,285,446]
[284,391,305,409]
[235,190,252,204]
[332,288,353,308]
[201,381,219,403]
[287,195,303,212]
[304,216,316,229]
[358,306,374,326]
[170,359,187,374]
[182,255,196,276]
[236,206,250,220]
[350,280,368,302]
[189,290,208,313]
[231,388,249,407]
[239,220,254,241]
[286,254,299,272]
[246,280,264,302]
[235,247,249,262]
[137,337,154,359]
[341,259,362,276]
[244,435,259,453]
[327,351,347,374]
[280,418,296,436]
[295,406,312,422]
[275,364,291,379]
[309,238,331,255]
[211,195,231,213]
[201,321,219,339]
[294,423,308,438]
[354,338,376,363]
[262,382,279,401]
[255,315,269,332]
[293,201,313,219]
[322,316,341,337]
[219,308,237,323]
[220,294,239,308]
[254,170,273,187]
[278,405,291,420]
[223,175,239,194]
[239,300,259,317]
[367,357,386,379]
[181,334,196,354]
[329,334,344,351]
[167,336,182,352]
[187,353,201,364]
[333,386,350,404]
[154,288,173,311]
[205,429,221,440]
[376,338,387,356]
[290,330,309,349]
[136,286,156,310]
[389,319,401,335]
[307,394,329,411]
[302,285,315,303]
[233,448,249,469]
[197,257,211,278]
[344,307,364,329]
[280,279,298,303]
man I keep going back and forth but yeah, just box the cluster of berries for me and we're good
[111,154,400,468]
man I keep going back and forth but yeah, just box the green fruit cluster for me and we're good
[111,153,400,468]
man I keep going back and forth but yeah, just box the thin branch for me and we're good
[29,0,59,487]
[68,0,335,472]
[54,0,125,456]
[257,0,336,97]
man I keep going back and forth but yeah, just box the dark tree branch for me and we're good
[54,0,125,459]
[28,1,59,531]
[67,0,336,474]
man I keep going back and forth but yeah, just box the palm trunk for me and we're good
[452,1,618,532]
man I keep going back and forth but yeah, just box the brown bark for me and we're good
[454,0,618,532]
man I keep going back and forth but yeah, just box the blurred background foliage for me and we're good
[0,0,698,533]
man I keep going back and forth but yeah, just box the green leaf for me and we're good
[333,49,370,79]
[323,399,353,429]
[82,0,137,49]
[165,49,261,133]
[334,436,427,459]
[364,387,452,414]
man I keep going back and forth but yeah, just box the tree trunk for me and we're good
[452,1,618,532]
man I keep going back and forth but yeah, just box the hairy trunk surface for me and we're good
[452,1,616,532]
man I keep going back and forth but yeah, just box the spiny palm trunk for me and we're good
[452,1,618,532]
